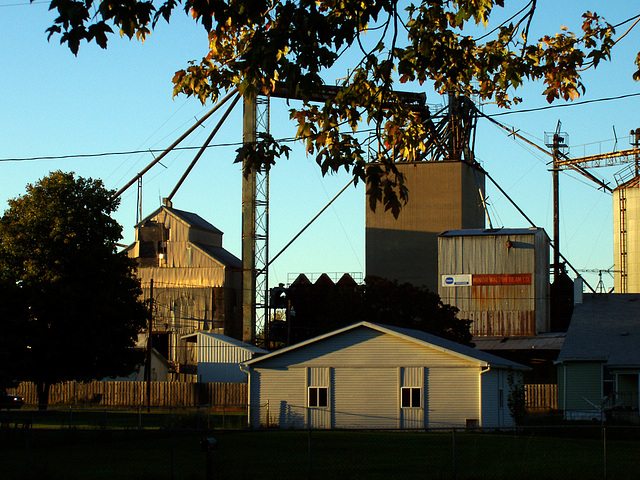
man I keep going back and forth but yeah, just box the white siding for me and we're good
[308,367,331,428]
[400,367,425,429]
[333,368,399,428]
[193,334,265,383]
[249,367,307,428]
[247,325,515,429]
[428,367,480,427]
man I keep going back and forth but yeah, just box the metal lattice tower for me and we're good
[255,96,270,344]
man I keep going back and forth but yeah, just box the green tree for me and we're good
[42,1,638,215]
[0,171,147,409]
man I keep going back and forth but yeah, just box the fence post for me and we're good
[452,427,457,479]
[603,427,607,480]
[68,406,72,429]
[308,429,312,480]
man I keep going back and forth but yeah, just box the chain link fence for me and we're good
[2,409,640,480]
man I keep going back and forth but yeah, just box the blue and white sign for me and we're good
[441,274,472,287]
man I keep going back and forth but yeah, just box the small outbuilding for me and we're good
[182,332,268,383]
[242,322,529,429]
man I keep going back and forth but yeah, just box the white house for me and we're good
[182,332,268,383]
[242,322,529,429]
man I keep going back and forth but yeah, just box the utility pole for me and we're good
[545,122,568,282]
[146,278,153,412]
[632,128,640,177]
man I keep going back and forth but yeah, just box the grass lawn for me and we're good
[1,427,640,479]
[0,406,246,430]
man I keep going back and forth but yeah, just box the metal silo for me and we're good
[438,228,550,337]
[614,176,640,293]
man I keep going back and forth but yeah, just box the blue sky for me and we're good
[2,1,639,292]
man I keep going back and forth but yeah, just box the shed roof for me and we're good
[181,332,268,354]
[557,294,640,366]
[244,322,529,370]
[439,227,546,238]
[195,244,241,269]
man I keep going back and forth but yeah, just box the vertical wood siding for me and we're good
[525,384,558,410]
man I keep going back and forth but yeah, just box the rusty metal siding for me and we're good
[438,229,549,337]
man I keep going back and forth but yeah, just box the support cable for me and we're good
[257,178,355,275]
[166,93,241,202]
[481,167,596,293]
[111,88,239,199]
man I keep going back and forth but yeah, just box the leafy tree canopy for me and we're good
[42,1,638,215]
[0,171,148,408]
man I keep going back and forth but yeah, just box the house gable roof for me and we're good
[244,321,529,370]
[557,294,640,366]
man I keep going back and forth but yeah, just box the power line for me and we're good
[0,1,48,6]
[4,91,640,163]
[487,92,640,117]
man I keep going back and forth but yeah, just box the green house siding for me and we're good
[559,362,603,412]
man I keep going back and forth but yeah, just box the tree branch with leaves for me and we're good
[43,1,637,215]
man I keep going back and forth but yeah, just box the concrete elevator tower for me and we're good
[366,161,486,292]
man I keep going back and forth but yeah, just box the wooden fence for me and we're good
[9,381,247,407]
[10,381,557,410]
[525,384,557,411]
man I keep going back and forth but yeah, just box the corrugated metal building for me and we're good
[366,161,486,292]
[124,205,242,378]
[181,332,267,383]
[438,228,550,337]
[242,322,528,429]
